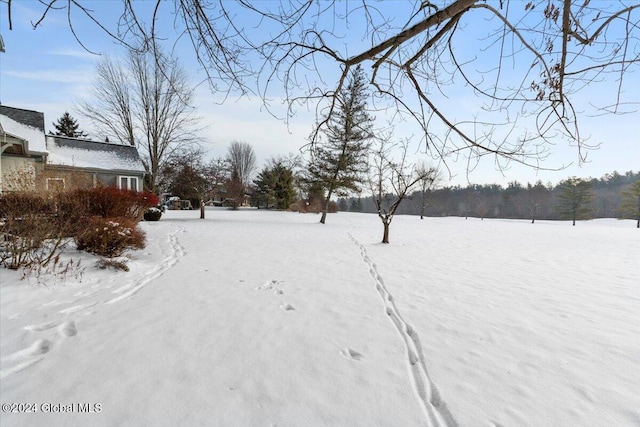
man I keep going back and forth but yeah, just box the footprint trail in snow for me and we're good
[106,227,186,304]
[256,280,295,311]
[348,233,456,427]
[1,226,186,379]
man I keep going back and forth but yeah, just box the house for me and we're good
[0,105,146,193]
[0,105,47,192]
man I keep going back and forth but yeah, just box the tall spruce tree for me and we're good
[51,112,88,138]
[308,65,374,224]
[556,177,593,226]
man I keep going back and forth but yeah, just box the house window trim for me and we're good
[118,176,139,192]
[46,177,65,191]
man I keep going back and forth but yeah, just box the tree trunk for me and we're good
[382,220,390,244]
[320,190,333,224]
[636,218,639,228]
[200,200,205,219]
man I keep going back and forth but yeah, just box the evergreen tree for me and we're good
[308,64,374,224]
[556,177,593,226]
[349,197,362,212]
[51,111,88,138]
[254,161,296,210]
[620,180,640,228]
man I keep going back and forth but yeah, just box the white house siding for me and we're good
[0,155,40,192]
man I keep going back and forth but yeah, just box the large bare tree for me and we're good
[14,1,640,172]
[225,141,256,208]
[79,48,200,194]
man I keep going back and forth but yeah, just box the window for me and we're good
[118,176,139,191]
[46,178,65,192]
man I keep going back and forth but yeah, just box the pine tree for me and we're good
[556,177,593,226]
[51,112,88,138]
[254,161,296,210]
[308,64,374,224]
[620,180,640,228]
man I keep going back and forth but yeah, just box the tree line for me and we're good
[338,171,640,226]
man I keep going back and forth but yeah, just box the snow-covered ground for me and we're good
[1,209,638,427]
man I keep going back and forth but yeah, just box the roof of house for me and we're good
[0,105,48,153]
[0,105,45,131]
[46,135,146,174]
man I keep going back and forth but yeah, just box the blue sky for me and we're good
[1,1,638,187]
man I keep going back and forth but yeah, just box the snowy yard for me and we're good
[1,209,638,427]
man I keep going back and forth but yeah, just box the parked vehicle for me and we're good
[165,196,193,210]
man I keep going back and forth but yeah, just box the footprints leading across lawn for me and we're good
[280,303,295,311]
[105,227,186,304]
[255,280,295,311]
[1,226,186,380]
[348,232,455,427]
[340,348,364,361]
[0,321,77,379]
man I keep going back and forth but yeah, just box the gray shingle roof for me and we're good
[46,136,146,173]
[0,105,45,131]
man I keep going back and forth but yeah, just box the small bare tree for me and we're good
[415,162,441,219]
[160,148,224,219]
[369,139,437,244]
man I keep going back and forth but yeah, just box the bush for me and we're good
[65,187,159,221]
[0,192,71,269]
[1,187,156,271]
[0,192,54,218]
[75,217,146,258]
[143,207,162,221]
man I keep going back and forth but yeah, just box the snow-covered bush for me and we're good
[143,207,162,221]
[75,217,145,258]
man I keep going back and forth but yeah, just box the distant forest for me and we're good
[338,170,640,221]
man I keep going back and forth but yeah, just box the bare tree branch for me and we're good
[10,0,639,176]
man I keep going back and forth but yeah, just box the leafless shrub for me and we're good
[96,257,130,272]
[0,192,72,270]
[22,257,85,287]
[75,217,146,258]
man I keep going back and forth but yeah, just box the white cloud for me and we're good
[4,69,93,85]
[45,49,100,60]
